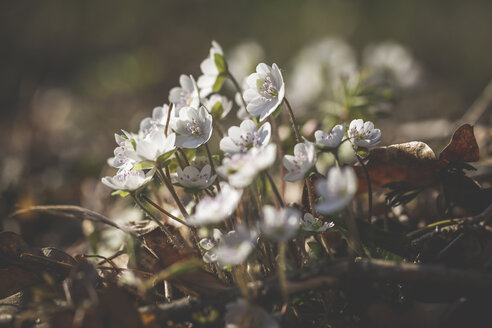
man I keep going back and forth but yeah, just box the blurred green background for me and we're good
[1,0,491,231]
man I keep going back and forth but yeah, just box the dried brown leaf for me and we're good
[354,141,438,193]
[439,124,479,165]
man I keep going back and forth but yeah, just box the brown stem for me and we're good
[204,143,221,192]
[227,71,248,110]
[283,97,302,143]
[265,171,284,207]
[356,154,373,222]
[177,148,191,167]
[157,167,189,217]
[270,117,285,199]
[131,192,183,248]
[164,103,174,136]
[141,194,191,227]
[305,177,317,216]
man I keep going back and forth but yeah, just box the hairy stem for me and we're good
[283,97,302,143]
[157,166,189,217]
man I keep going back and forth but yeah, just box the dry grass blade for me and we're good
[9,205,137,237]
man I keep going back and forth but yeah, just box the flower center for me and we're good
[237,131,261,151]
[257,75,278,100]
[186,119,202,136]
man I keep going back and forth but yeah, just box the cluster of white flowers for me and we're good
[100,39,390,324]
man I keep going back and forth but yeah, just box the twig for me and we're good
[459,79,492,126]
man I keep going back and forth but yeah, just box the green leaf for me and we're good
[133,160,155,170]
[214,53,227,73]
[210,101,224,118]
[307,241,324,260]
[270,102,284,120]
[355,147,369,158]
[156,149,176,166]
[212,74,226,93]
[111,190,130,197]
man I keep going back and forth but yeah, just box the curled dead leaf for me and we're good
[438,124,479,165]
[354,141,438,193]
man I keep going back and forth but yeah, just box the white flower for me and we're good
[203,94,232,119]
[101,162,154,192]
[139,105,175,137]
[260,205,300,242]
[217,144,277,188]
[219,120,271,156]
[243,63,285,122]
[110,132,135,168]
[171,106,213,149]
[126,128,176,163]
[188,183,243,226]
[197,41,227,97]
[348,119,381,148]
[213,225,257,267]
[225,298,279,328]
[217,153,257,188]
[316,166,357,214]
[283,142,316,182]
[169,75,200,110]
[363,41,420,88]
[301,213,334,233]
[314,123,346,149]
[173,164,216,190]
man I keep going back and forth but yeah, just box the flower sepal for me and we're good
[355,146,369,158]
[111,190,130,198]
[132,160,155,171]
[156,149,176,167]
